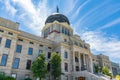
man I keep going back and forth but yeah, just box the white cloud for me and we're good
[70,0,90,20]
[11,0,52,35]
[4,0,17,16]
[97,18,120,30]
[64,0,78,15]
[81,31,120,62]
[73,1,109,28]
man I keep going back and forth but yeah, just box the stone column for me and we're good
[83,54,86,69]
[73,52,75,72]
[89,55,93,73]
[78,53,81,71]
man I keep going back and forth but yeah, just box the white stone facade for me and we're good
[0,14,93,80]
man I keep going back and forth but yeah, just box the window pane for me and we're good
[0,37,2,44]
[28,48,33,55]
[16,45,22,53]
[13,58,20,69]
[26,60,31,70]
[76,66,79,71]
[65,63,68,72]
[64,52,68,58]
[39,50,43,53]
[48,52,51,59]
[5,39,11,48]
[0,54,8,66]
[47,63,50,71]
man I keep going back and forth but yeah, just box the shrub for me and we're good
[5,76,16,80]
[0,73,15,80]
[24,78,32,80]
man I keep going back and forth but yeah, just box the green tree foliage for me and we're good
[32,54,47,80]
[51,52,61,80]
[94,65,99,73]
[0,73,15,80]
[24,78,32,80]
[94,64,102,73]
[102,66,112,77]
[102,66,109,74]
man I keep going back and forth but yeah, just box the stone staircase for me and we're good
[73,70,110,80]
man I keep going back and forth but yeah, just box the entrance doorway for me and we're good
[78,77,85,80]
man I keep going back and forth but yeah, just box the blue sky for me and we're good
[0,0,120,63]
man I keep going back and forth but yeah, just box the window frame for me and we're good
[65,63,68,72]
[12,58,20,69]
[5,39,11,48]
[0,37,2,44]
[64,52,68,59]
[0,54,8,66]
[28,47,33,55]
[16,45,22,53]
[26,60,31,70]
[48,52,51,59]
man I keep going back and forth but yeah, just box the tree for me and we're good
[51,52,61,80]
[102,66,109,75]
[102,66,112,77]
[94,64,102,73]
[94,65,99,73]
[32,54,47,80]
[24,78,32,80]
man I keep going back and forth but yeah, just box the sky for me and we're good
[0,0,120,63]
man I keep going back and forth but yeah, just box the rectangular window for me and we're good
[26,60,31,70]
[65,63,68,72]
[76,66,79,71]
[12,58,20,69]
[0,37,2,44]
[0,54,8,66]
[75,57,79,62]
[28,47,33,55]
[47,63,50,71]
[48,52,51,59]
[38,50,43,55]
[5,39,11,48]
[16,45,22,53]
[64,52,68,59]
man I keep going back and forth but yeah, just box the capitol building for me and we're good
[0,10,115,80]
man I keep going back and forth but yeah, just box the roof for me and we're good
[45,13,70,25]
